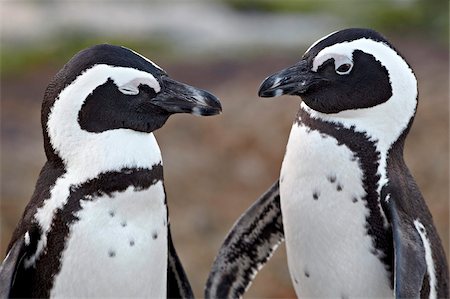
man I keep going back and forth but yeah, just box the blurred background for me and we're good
[1,0,448,297]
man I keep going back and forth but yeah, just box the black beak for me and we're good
[258,60,320,98]
[152,76,222,116]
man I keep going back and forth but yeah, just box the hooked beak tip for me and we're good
[258,60,318,98]
[152,76,222,116]
[191,91,222,116]
[258,59,313,98]
[258,76,285,98]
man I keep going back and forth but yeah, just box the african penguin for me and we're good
[206,28,448,298]
[0,44,221,298]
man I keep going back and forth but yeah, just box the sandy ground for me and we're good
[1,37,448,297]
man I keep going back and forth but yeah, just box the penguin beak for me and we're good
[258,60,321,98]
[152,76,222,116]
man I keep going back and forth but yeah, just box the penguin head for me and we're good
[42,44,221,167]
[258,28,418,143]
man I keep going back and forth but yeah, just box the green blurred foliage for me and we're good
[1,1,448,76]
[1,34,171,76]
[224,0,449,41]
[224,0,323,13]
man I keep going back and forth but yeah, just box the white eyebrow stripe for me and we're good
[312,40,355,71]
[107,66,161,93]
[312,52,353,72]
[118,76,161,95]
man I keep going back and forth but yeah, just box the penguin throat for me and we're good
[46,126,163,183]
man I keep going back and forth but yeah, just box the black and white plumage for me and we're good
[0,44,221,298]
[206,28,448,298]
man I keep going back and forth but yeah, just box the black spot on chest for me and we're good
[312,191,320,200]
[327,174,336,183]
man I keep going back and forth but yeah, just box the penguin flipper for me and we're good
[205,180,284,299]
[167,228,194,299]
[388,195,427,298]
[0,237,26,298]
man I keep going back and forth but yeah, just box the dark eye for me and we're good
[336,63,352,74]
[139,84,157,98]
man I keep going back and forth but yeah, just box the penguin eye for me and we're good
[119,84,139,95]
[118,77,161,96]
[119,86,139,95]
[139,84,157,98]
[336,63,352,75]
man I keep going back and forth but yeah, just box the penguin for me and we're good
[0,44,222,298]
[205,28,448,298]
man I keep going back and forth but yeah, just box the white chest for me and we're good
[51,182,168,298]
[280,123,392,298]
